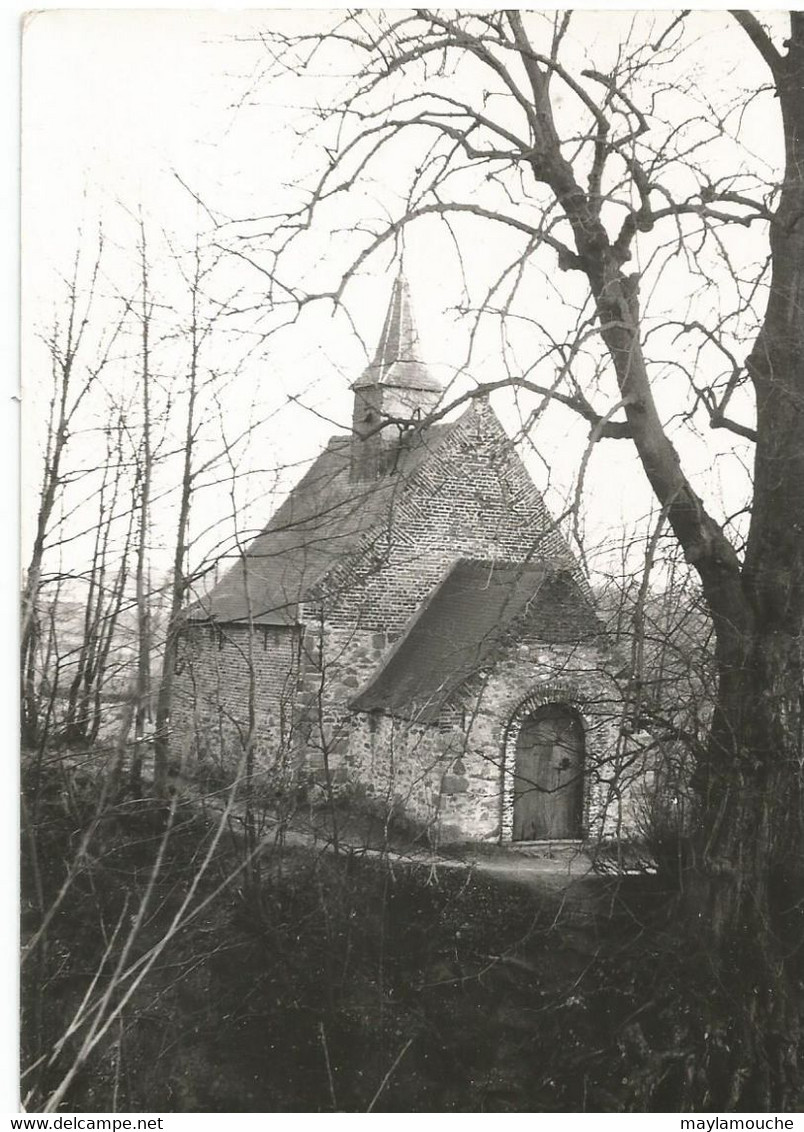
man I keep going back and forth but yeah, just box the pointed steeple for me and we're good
[350,271,444,482]
[355,270,442,393]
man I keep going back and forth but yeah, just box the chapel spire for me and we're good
[358,269,442,393]
[350,270,443,481]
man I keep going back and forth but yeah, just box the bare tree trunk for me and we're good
[130,221,154,794]
[153,243,202,796]
[61,421,119,744]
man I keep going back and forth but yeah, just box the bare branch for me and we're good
[730,11,785,77]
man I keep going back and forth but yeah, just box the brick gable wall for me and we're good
[320,399,583,633]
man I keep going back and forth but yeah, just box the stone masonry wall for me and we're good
[345,713,454,833]
[171,623,302,773]
[449,639,626,843]
[292,622,391,777]
[342,636,648,845]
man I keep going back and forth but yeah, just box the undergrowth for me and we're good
[22,757,768,1112]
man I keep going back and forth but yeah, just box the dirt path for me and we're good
[470,850,594,889]
[283,822,602,896]
[220,802,608,901]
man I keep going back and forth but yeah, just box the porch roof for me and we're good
[349,557,559,723]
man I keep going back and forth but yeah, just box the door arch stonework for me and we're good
[501,686,588,842]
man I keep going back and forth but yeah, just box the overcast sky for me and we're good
[19,7,780,595]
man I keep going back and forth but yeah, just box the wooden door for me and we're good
[512,707,583,840]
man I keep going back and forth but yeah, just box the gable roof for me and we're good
[185,423,457,625]
[349,557,590,723]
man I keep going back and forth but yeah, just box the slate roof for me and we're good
[187,270,454,625]
[354,271,442,393]
[349,557,581,723]
[185,424,456,625]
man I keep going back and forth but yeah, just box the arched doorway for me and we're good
[512,705,584,840]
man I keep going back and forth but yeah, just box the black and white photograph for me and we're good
[18,7,804,1114]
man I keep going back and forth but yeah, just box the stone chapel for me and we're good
[172,273,642,844]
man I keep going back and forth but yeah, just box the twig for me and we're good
[318,1021,338,1111]
[366,1035,415,1112]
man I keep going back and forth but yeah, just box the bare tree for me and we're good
[59,409,134,746]
[243,10,804,1108]
[128,218,156,793]
[151,233,248,796]
[22,231,132,748]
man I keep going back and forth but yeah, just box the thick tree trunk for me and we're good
[681,21,804,1106]
[685,625,803,1108]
